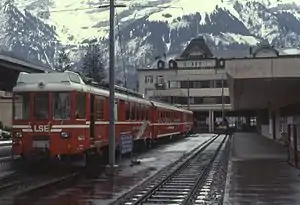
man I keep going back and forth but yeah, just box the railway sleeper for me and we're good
[161,185,192,189]
[149,194,187,199]
[165,182,194,186]
[153,191,189,195]
[168,178,195,182]
[158,188,190,192]
[143,198,184,204]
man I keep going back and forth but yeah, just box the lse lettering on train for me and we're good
[33,125,49,132]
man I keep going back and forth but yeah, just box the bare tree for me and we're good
[54,47,71,72]
[81,44,106,84]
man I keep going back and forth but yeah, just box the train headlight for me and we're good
[15,132,22,138]
[60,132,69,139]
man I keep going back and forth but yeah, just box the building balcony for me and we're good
[178,104,232,111]
[146,87,229,97]
[154,82,167,90]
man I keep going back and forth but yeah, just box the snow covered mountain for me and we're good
[0,1,59,67]
[2,0,300,86]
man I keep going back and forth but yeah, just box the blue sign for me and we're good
[120,133,133,154]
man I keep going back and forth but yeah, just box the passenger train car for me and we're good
[11,71,193,161]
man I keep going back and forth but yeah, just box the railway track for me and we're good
[0,159,83,205]
[110,134,228,205]
[0,171,81,205]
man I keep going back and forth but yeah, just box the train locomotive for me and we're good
[11,71,193,163]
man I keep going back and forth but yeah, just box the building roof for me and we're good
[252,43,279,57]
[180,36,213,58]
[146,53,179,69]
[0,54,52,73]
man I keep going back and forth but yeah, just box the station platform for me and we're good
[223,132,300,204]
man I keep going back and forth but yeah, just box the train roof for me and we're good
[13,71,192,114]
[150,100,193,114]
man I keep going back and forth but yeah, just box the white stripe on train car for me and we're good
[52,124,90,128]
[157,132,180,138]
[22,129,33,132]
[14,121,192,131]
[51,129,62,132]
[13,125,31,129]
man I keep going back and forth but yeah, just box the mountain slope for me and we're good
[0,0,60,67]
[3,0,300,87]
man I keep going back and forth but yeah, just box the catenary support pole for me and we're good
[108,0,116,169]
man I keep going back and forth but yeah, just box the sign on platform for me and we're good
[120,133,133,155]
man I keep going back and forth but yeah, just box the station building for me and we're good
[138,36,254,132]
[225,43,300,150]
[0,55,48,128]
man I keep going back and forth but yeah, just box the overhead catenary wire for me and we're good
[43,5,183,13]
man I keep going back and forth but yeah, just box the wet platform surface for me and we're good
[12,134,214,205]
[223,132,300,204]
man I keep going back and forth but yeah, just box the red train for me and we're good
[11,71,193,162]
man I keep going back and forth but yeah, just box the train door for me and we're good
[90,94,95,143]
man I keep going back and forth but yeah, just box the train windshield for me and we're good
[52,92,71,120]
[34,93,49,120]
[13,93,30,120]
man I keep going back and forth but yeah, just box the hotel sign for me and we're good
[195,59,217,67]
[178,59,218,68]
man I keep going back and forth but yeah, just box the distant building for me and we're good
[138,36,231,132]
[0,91,14,128]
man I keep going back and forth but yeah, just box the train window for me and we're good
[140,105,144,120]
[95,96,105,120]
[144,106,148,120]
[134,104,138,120]
[145,107,148,120]
[125,102,130,120]
[13,93,30,120]
[34,93,49,119]
[165,112,167,122]
[99,98,105,120]
[68,72,81,84]
[52,92,71,120]
[142,105,145,120]
[131,104,135,120]
[137,104,140,120]
[76,93,86,119]
[145,106,149,120]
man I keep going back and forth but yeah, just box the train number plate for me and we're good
[32,140,49,148]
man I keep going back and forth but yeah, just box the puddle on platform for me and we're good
[13,166,156,205]
[227,159,300,204]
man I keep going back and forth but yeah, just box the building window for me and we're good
[157,76,164,85]
[202,97,217,104]
[169,81,179,89]
[180,81,189,88]
[200,81,210,88]
[215,80,228,88]
[4,91,12,97]
[145,76,153,83]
